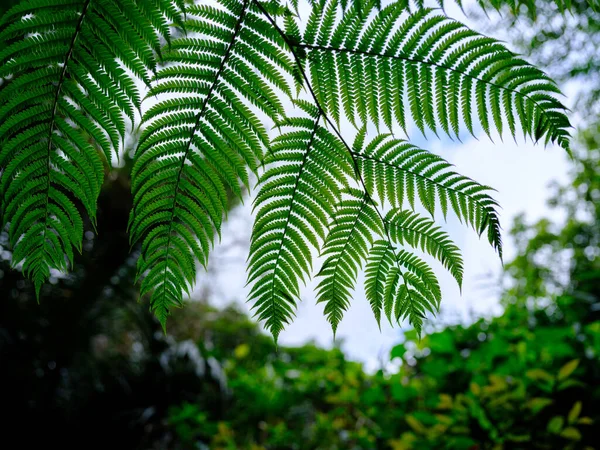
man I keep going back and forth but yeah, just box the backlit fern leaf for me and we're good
[0,0,177,295]
[386,209,463,288]
[129,0,295,329]
[364,238,395,328]
[366,240,441,336]
[0,0,574,338]
[247,107,354,341]
[298,0,571,149]
[316,188,383,335]
[353,133,502,259]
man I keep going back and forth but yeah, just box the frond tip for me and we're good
[365,240,441,337]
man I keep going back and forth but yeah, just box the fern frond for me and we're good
[297,0,571,149]
[316,187,383,335]
[352,133,502,259]
[0,0,177,295]
[386,209,463,288]
[130,0,297,329]
[247,110,354,341]
[364,238,395,328]
[0,0,575,339]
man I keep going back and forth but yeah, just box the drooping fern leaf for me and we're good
[312,129,468,335]
[386,209,463,287]
[129,0,296,329]
[365,240,441,335]
[297,0,571,148]
[316,187,383,335]
[0,0,178,295]
[248,105,354,341]
[352,132,502,259]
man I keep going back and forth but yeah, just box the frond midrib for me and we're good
[266,113,320,312]
[40,0,92,276]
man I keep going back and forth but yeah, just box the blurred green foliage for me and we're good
[168,291,599,449]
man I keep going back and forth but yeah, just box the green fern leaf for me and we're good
[0,0,574,339]
[296,0,571,150]
[130,0,296,328]
[386,209,463,288]
[365,240,440,336]
[247,109,354,341]
[0,0,176,295]
[316,188,383,335]
[352,134,503,259]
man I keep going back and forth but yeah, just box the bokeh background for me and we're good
[1,0,599,448]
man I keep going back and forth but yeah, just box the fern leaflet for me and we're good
[0,0,177,295]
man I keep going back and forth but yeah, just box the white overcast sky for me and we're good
[191,0,574,370]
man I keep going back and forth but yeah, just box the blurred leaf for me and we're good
[406,415,426,434]
[403,329,419,342]
[427,332,455,354]
[526,369,554,382]
[437,394,453,410]
[568,402,582,424]
[547,416,564,434]
[390,344,406,360]
[507,434,530,442]
[557,379,586,391]
[560,427,582,441]
[558,359,580,381]
[234,343,250,359]
[434,414,453,425]
[527,398,554,414]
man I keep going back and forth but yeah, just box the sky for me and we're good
[192,0,574,371]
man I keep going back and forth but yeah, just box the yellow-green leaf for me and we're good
[547,416,564,434]
[234,343,250,359]
[568,401,582,424]
[558,379,585,391]
[526,397,553,414]
[406,415,426,434]
[557,359,579,381]
[525,368,553,382]
[560,426,582,441]
[437,393,453,410]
